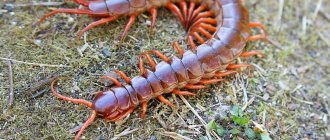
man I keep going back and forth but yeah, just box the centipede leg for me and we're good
[149,7,157,33]
[172,89,196,96]
[240,50,265,57]
[73,0,89,7]
[109,107,135,122]
[157,95,176,108]
[121,13,139,43]
[187,35,197,50]
[227,64,253,69]
[99,75,122,86]
[192,32,205,44]
[199,78,224,84]
[172,42,184,58]
[38,9,108,24]
[179,0,188,29]
[167,3,185,28]
[199,23,217,32]
[215,70,237,77]
[140,101,147,119]
[77,16,118,38]
[185,84,206,89]
[194,26,212,39]
[114,70,131,84]
[190,4,207,23]
[248,22,267,41]
[187,2,196,26]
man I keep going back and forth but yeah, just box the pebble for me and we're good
[150,136,157,140]
[67,17,74,24]
[40,21,50,30]
[102,48,111,57]
[0,11,3,17]
[3,3,14,12]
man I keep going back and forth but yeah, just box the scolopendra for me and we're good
[45,0,267,139]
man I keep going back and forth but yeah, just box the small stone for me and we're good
[0,11,3,17]
[150,136,157,140]
[67,17,74,24]
[9,12,15,16]
[3,3,14,12]
[102,48,111,57]
[40,21,50,30]
[34,39,42,47]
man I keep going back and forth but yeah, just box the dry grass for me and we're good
[0,0,329,139]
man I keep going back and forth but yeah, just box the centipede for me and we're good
[41,0,267,139]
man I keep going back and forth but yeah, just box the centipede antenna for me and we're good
[51,78,93,108]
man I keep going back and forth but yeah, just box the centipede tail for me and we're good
[44,0,268,139]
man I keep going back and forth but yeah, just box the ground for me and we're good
[0,0,329,139]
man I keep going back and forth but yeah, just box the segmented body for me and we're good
[47,0,267,139]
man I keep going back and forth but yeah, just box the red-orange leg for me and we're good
[99,75,122,86]
[157,95,176,108]
[108,107,135,122]
[199,23,217,32]
[199,78,224,84]
[248,22,267,41]
[185,84,206,89]
[187,35,197,50]
[73,0,89,7]
[190,4,207,23]
[187,2,196,26]
[172,89,196,96]
[147,50,170,63]
[167,2,185,29]
[120,13,139,43]
[215,70,237,77]
[38,9,108,24]
[77,16,118,38]
[227,64,253,69]
[141,101,147,119]
[172,42,184,58]
[179,0,188,28]
[114,70,131,84]
[240,50,265,58]
[138,52,157,75]
[149,7,157,33]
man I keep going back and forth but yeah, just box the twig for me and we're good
[28,72,60,94]
[312,0,323,21]
[320,9,330,22]
[242,97,255,111]
[111,128,138,140]
[160,131,193,140]
[7,61,14,107]
[275,0,284,32]
[0,57,71,68]
[178,95,221,140]
[13,1,64,7]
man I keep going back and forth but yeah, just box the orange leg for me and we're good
[227,64,253,69]
[187,35,197,50]
[38,8,108,24]
[187,2,196,26]
[108,107,135,122]
[172,89,196,96]
[149,7,157,33]
[157,95,176,108]
[140,101,147,119]
[172,42,184,58]
[215,70,237,77]
[199,78,224,84]
[240,50,265,57]
[179,0,188,28]
[73,0,89,7]
[74,110,97,140]
[120,14,139,43]
[77,16,118,38]
[192,11,214,24]
[190,18,217,31]
[190,4,207,23]
[185,84,206,89]
[99,75,122,86]
[199,23,217,32]
[148,50,170,62]
[248,22,267,41]
[194,26,212,39]
[114,70,131,84]
[167,3,185,28]
[192,32,205,44]
[139,52,157,75]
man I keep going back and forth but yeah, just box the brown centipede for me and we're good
[41,0,268,139]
